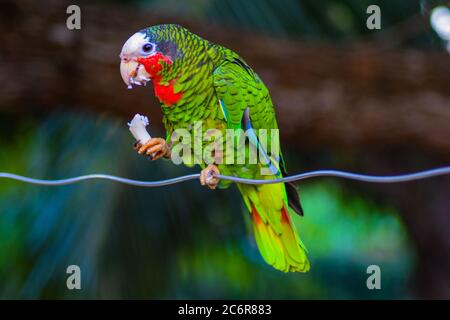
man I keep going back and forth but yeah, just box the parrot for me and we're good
[119,24,310,272]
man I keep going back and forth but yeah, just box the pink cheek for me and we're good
[153,80,183,107]
[137,53,173,79]
[136,54,182,106]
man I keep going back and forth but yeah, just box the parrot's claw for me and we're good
[135,138,171,160]
[200,164,220,190]
[133,141,142,151]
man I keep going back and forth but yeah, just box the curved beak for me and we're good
[120,58,151,89]
[120,59,138,88]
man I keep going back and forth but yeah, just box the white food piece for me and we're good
[128,114,152,144]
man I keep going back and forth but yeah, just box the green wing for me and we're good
[213,57,278,131]
[212,56,309,272]
[213,56,282,176]
[212,54,304,214]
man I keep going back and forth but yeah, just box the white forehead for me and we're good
[120,32,148,57]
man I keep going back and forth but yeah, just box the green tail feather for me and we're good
[239,183,310,273]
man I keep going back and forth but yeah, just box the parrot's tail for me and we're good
[239,183,310,273]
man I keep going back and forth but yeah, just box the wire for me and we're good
[0,167,449,187]
[218,167,450,184]
[0,173,200,187]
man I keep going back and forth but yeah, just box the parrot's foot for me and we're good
[200,164,220,190]
[134,138,171,160]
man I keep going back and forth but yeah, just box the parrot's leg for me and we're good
[134,138,171,160]
[200,164,220,190]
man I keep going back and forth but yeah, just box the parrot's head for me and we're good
[119,24,196,89]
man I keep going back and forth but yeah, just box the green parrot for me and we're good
[120,24,309,272]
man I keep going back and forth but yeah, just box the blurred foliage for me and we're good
[0,113,413,298]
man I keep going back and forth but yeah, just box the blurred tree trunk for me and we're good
[1,0,449,298]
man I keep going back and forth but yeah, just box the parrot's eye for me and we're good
[141,43,154,54]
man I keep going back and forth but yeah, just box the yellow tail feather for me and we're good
[251,203,310,272]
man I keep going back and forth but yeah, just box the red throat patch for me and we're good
[137,53,183,107]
